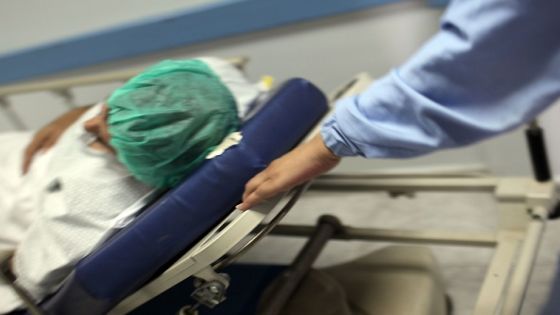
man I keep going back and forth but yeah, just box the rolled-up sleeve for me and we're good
[322,0,560,158]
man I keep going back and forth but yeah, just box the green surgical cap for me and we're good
[107,59,239,188]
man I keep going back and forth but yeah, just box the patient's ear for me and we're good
[97,103,109,123]
[84,104,113,152]
[84,104,107,133]
[84,114,102,133]
[98,105,112,144]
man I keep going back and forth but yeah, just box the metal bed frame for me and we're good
[252,74,559,315]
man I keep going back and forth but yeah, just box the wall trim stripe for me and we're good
[0,0,445,85]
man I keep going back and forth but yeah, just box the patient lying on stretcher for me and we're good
[0,57,261,313]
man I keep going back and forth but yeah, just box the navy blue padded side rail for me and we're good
[42,78,328,314]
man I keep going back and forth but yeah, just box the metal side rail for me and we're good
[269,175,557,315]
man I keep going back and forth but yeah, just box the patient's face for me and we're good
[83,104,114,152]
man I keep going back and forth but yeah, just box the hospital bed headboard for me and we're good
[35,78,329,315]
[0,57,248,130]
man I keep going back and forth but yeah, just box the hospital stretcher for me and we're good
[0,61,558,315]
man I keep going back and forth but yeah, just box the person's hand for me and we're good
[22,105,91,174]
[238,134,341,210]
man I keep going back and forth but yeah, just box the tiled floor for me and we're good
[239,188,560,315]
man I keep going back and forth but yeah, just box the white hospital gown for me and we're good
[0,105,153,313]
[0,60,261,313]
[0,131,55,312]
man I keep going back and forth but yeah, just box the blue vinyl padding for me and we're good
[41,78,328,314]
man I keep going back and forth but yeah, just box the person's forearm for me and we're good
[240,0,560,209]
[22,105,94,174]
[322,0,560,158]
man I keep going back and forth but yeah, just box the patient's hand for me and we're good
[238,134,340,210]
[22,105,91,174]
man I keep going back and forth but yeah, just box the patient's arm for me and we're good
[22,105,92,174]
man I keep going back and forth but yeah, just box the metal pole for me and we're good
[268,224,497,247]
[526,120,552,182]
[473,234,522,315]
[0,97,27,130]
[0,257,45,315]
[501,217,546,314]
[258,215,343,315]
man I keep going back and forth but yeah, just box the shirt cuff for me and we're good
[320,72,428,159]
[320,112,360,157]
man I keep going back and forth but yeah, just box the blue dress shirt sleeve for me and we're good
[321,0,560,158]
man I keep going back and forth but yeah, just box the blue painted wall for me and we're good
[0,0,447,85]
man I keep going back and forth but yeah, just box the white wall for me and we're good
[0,0,220,54]
[1,1,559,178]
